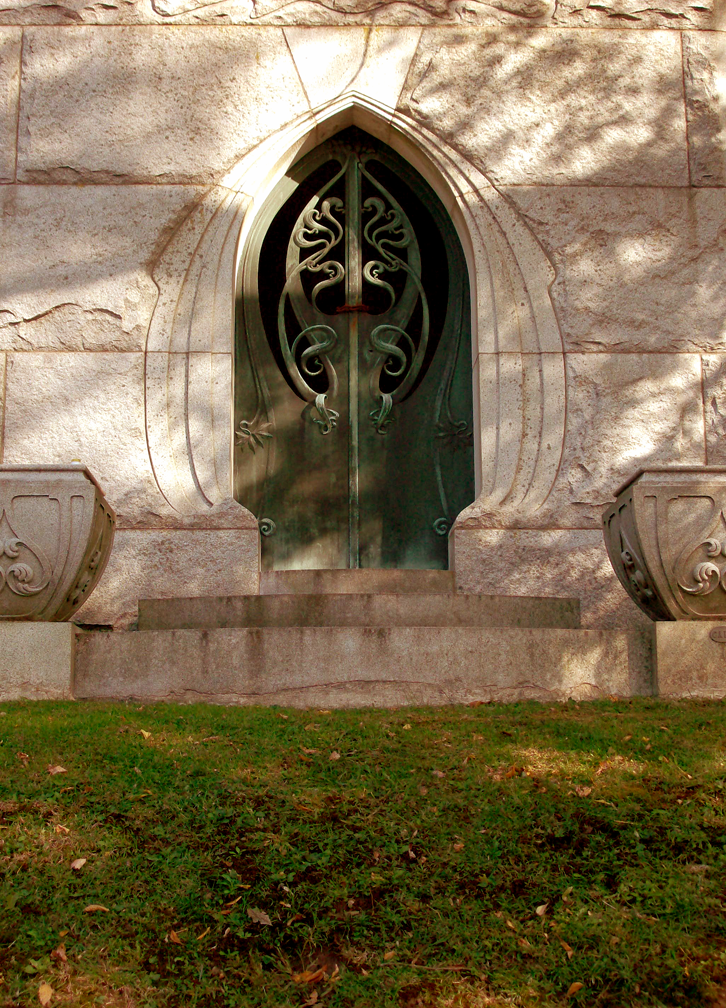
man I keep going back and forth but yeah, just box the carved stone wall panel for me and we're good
[0,465,115,621]
[399,29,688,187]
[3,352,172,525]
[0,0,716,26]
[502,186,726,355]
[146,182,251,512]
[0,184,200,351]
[682,32,726,188]
[703,355,726,464]
[282,26,422,111]
[0,30,20,182]
[17,28,309,185]
[603,468,726,621]
[145,94,567,523]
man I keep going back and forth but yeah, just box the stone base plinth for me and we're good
[656,622,726,698]
[0,623,76,701]
[75,625,632,707]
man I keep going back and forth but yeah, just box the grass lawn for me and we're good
[1,699,726,1008]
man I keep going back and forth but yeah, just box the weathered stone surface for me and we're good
[261,568,454,594]
[283,26,422,111]
[0,0,714,26]
[0,465,115,620]
[503,187,726,354]
[2,352,166,522]
[0,30,19,181]
[683,31,726,187]
[462,353,705,528]
[451,526,648,628]
[656,621,726,698]
[17,28,308,184]
[0,622,75,700]
[553,0,715,28]
[451,527,653,691]
[554,354,705,526]
[703,355,726,463]
[74,527,260,628]
[138,591,580,629]
[0,185,201,348]
[400,29,688,186]
[604,467,726,622]
[74,624,631,705]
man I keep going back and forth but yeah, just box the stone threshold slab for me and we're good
[75,625,631,707]
[259,569,455,594]
[137,592,581,631]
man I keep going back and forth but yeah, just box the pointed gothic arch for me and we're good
[144,93,566,539]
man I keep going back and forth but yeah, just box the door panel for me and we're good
[235,128,474,571]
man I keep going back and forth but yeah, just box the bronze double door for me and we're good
[234,128,474,571]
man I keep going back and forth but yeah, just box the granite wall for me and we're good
[1,8,724,630]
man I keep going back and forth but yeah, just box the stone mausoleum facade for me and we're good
[1,4,725,641]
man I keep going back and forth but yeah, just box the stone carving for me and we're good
[151,0,554,21]
[0,510,51,597]
[0,465,116,621]
[146,93,565,521]
[603,467,726,621]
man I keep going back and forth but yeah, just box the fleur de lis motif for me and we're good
[236,418,274,453]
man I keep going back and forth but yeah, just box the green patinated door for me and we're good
[234,128,474,571]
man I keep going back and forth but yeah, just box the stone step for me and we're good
[74,625,632,707]
[260,569,455,595]
[137,592,580,631]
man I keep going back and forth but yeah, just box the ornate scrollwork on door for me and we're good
[235,126,475,570]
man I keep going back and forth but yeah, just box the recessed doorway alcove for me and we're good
[234,127,475,572]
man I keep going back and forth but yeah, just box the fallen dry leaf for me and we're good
[302,992,319,1007]
[535,903,549,917]
[54,824,70,835]
[432,769,446,779]
[402,724,412,730]
[16,752,29,766]
[47,765,67,776]
[560,940,574,960]
[50,944,67,964]
[70,858,87,871]
[38,983,53,1006]
[139,730,151,740]
[567,982,585,997]
[83,905,109,913]
[300,747,319,755]
[622,735,633,742]
[293,966,327,984]
[518,937,534,951]
[574,785,592,798]
[452,843,465,852]
[384,950,397,960]
[168,929,183,945]
[506,920,517,931]
[329,751,341,761]
[247,907,272,926]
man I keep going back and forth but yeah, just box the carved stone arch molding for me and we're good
[145,93,566,526]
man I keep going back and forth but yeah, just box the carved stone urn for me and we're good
[0,465,115,621]
[603,467,726,621]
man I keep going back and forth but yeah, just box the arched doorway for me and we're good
[234,126,475,571]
